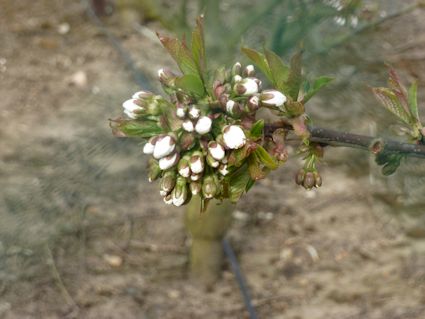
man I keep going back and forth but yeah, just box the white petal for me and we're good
[176,107,186,118]
[245,65,255,75]
[157,68,165,78]
[123,99,143,112]
[172,194,185,207]
[159,153,178,170]
[178,166,190,178]
[226,100,236,114]
[233,75,242,82]
[163,196,173,205]
[219,164,229,176]
[124,109,137,119]
[242,78,259,95]
[182,120,194,132]
[143,142,155,154]
[191,174,201,181]
[223,125,246,149]
[209,143,225,160]
[154,136,175,159]
[195,116,212,135]
[132,91,151,99]
[261,90,286,107]
[190,158,204,174]
[188,106,200,119]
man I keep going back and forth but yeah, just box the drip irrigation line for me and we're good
[82,2,259,318]
[223,238,259,319]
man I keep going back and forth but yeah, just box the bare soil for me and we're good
[1,1,425,318]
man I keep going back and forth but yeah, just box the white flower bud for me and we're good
[153,135,176,159]
[122,99,144,115]
[172,176,188,207]
[234,77,259,96]
[208,141,225,160]
[188,106,200,119]
[132,91,153,99]
[182,120,194,132]
[158,152,179,170]
[244,65,255,77]
[176,105,186,119]
[157,68,166,79]
[223,125,246,149]
[124,109,137,119]
[226,100,236,114]
[190,174,201,181]
[219,164,229,176]
[163,194,173,205]
[195,116,212,135]
[233,75,242,83]
[232,62,242,76]
[143,141,155,154]
[178,158,191,178]
[260,90,287,107]
[189,154,204,174]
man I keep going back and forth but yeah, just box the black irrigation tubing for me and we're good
[81,1,259,318]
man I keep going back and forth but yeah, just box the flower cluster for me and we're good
[120,62,288,206]
[112,16,330,208]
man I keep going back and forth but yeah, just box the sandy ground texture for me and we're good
[1,1,425,318]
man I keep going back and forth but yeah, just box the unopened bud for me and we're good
[226,100,241,115]
[303,172,315,190]
[313,171,322,187]
[188,106,200,119]
[206,154,219,168]
[246,95,260,112]
[232,62,242,76]
[233,75,242,83]
[132,91,154,99]
[223,125,246,149]
[195,116,212,135]
[176,104,187,119]
[153,135,176,159]
[295,169,305,185]
[202,175,218,199]
[163,193,173,205]
[218,164,229,176]
[208,141,225,160]
[172,176,188,207]
[190,182,202,195]
[180,132,195,150]
[189,152,205,174]
[148,159,161,182]
[178,157,191,178]
[234,77,259,96]
[190,173,201,181]
[159,152,179,170]
[157,68,176,87]
[243,64,255,77]
[122,99,144,119]
[160,170,177,196]
[260,90,287,108]
[143,137,156,154]
[182,119,194,132]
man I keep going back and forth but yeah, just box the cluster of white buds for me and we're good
[118,61,285,206]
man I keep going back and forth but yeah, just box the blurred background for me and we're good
[1,0,425,318]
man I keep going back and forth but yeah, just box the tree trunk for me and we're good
[184,196,233,287]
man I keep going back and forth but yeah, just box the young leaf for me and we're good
[302,76,333,103]
[285,50,303,100]
[408,81,420,123]
[191,15,206,75]
[175,74,205,97]
[241,47,272,82]
[227,164,252,202]
[254,145,278,169]
[250,119,264,140]
[157,34,200,78]
[264,49,289,91]
[247,153,267,180]
[372,87,412,125]
[110,119,163,138]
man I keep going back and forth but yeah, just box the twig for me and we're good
[265,122,425,158]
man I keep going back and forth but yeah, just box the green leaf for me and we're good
[191,15,206,75]
[247,154,267,181]
[227,164,252,202]
[375,151,404,176]
[372,87,412,125]
[111,120,163,138]
[302,76,333,103]
[264,49,289,91]
[228,144,251,168]
[175,74,205,97]
[285,51,303,100]
[250,119,264,140]
[254,145,278,170]
[241,47,272,82]
[408,81,419,122]
[158,34,200,78]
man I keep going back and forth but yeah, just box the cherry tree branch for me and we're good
[265,122,425,159]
